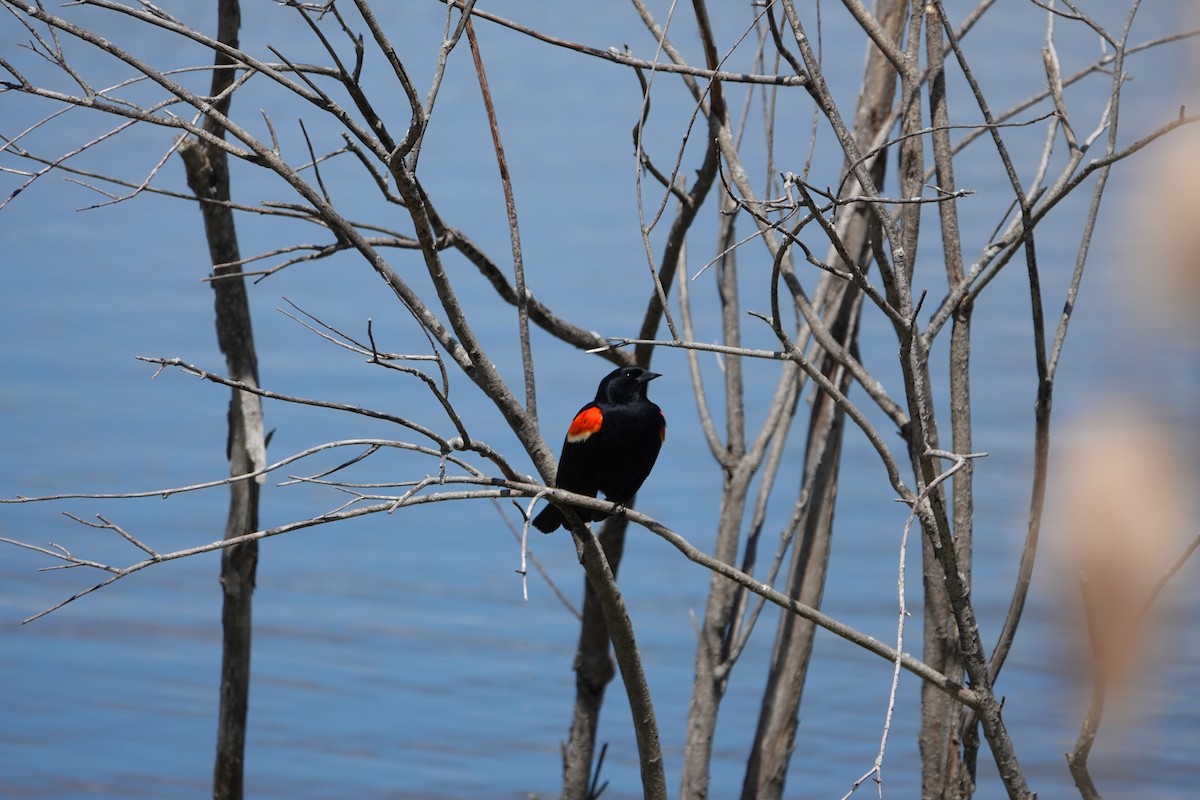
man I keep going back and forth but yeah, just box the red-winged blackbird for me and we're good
[532,366,666,533]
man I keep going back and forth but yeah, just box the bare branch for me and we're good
[448,0,807,87]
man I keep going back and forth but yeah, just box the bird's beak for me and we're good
[638,371,662,383]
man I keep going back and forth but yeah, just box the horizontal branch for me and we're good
[130,356,522,480]
[588,336,789,361]
[445,0,807,86]
[1,438,483,504]
[5,472,976,707]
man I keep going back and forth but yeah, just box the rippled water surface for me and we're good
[2,3,1198,799]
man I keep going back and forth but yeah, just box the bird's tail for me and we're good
[532,505,564,533]
[531,504,610,533]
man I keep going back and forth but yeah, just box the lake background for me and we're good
[2,3,1198,799]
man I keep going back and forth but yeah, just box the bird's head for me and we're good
[596,366,661,404]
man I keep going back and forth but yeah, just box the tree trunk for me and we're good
[739,305,857,800]
[178,3,264,799]
[561,517,627,800]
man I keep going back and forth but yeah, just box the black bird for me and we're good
[532,366,666,533]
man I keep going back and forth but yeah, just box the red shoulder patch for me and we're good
[567,406,603,442]
[659,410,667,442]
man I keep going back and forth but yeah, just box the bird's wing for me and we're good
[554,402,602,496]
[566,403,604,443]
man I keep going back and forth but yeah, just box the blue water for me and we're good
[2,3,1198,799]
